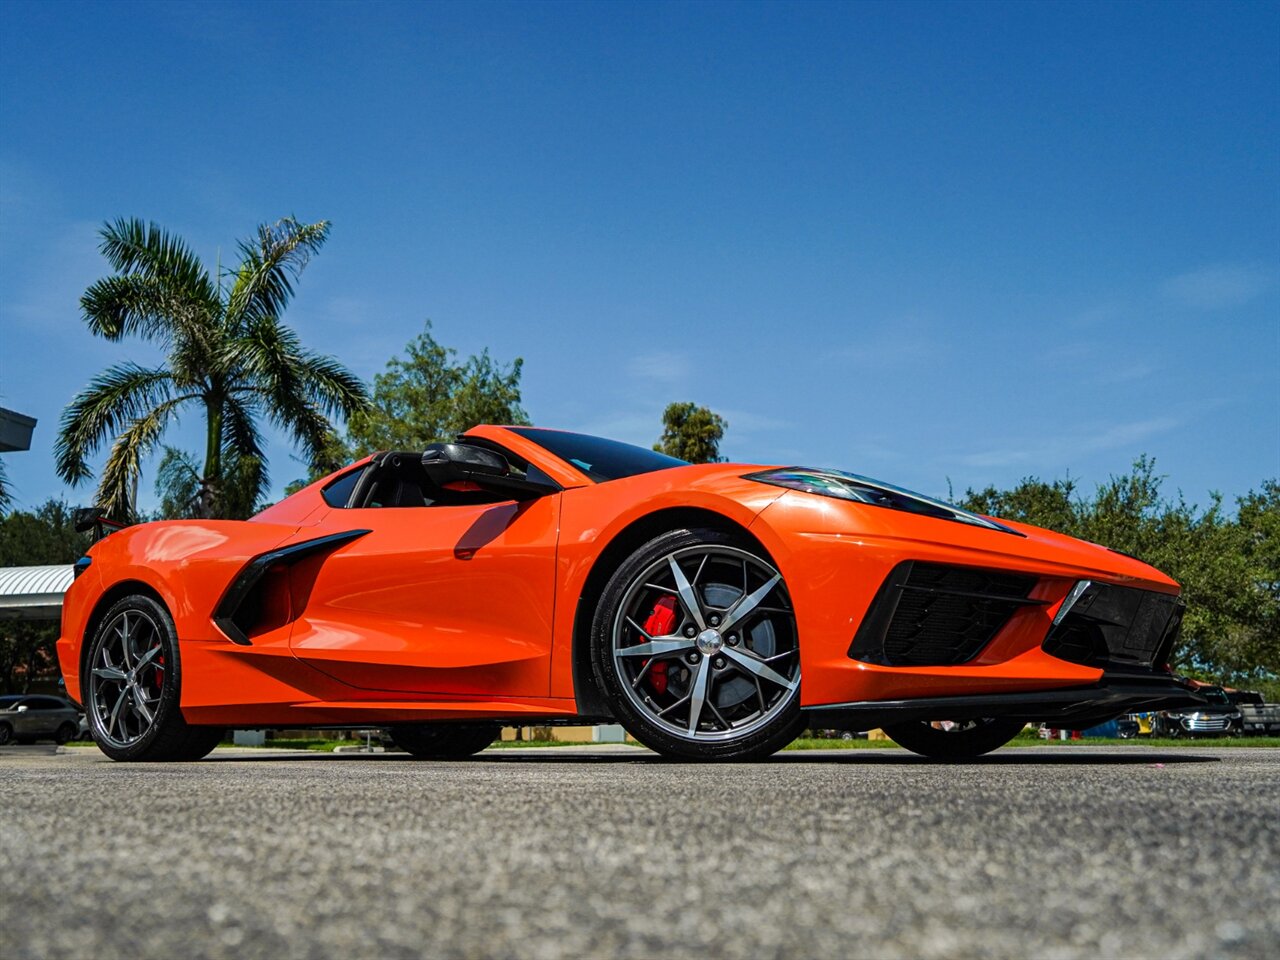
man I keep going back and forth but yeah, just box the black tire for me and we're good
[388,723,501,759]
[590,527,805,761]
[83,594,223,761]
[0,722,11,746]
[883,718,1025,759]
[170,726,226,761]
[54,722,77,745]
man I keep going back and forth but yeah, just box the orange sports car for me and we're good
[56,426,1200,762]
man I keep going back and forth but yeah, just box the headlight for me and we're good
[745,468,1022,536]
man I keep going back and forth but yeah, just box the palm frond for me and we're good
[80,274,217,344]
[55,364,184,485]
[291,350,370,419]
[225,218,330,329]
[231,316,368,415]
[97,218,216,307]
[95,397,188,520]
[267,393,332,463]
[155,447,203,519]
[0,456,11,514]
[220,395,269,515]
[229,314,367,465]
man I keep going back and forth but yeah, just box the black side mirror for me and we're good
[421,443,559,501]
[73,507,128,541]
[73,507,100,532]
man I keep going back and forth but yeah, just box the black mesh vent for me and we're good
[850,562,1039,667]
[1043,584,1183,670]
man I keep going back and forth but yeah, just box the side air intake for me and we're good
[849,562,1041,666]
[212,530,370,646]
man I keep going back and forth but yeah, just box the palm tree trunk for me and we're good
[201,395,223,519]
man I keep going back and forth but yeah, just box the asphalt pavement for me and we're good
[1,743,1277,959]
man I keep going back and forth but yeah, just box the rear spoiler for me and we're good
[73,507,130,543]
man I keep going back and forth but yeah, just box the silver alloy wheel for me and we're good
[88,609,166,749]
[611,545,800,742]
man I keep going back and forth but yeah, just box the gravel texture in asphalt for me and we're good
[1,744,1277,959]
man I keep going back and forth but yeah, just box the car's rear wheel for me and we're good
[387,723,501,758]
[591,528,804,761]
[883,717,1025,759]
[54,722,77,744]
[84,594,223,761]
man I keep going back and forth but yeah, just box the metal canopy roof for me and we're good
[0,406,38,452]
[0,565,73,620]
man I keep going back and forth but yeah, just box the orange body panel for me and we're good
[56,425,1181,728]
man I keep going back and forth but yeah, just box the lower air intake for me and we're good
[1042,583,1183,670]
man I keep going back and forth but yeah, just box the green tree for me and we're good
[1228,481,1280,678]
[961,477,1081,537]
[654,402,728,463]
[55,217,369,521]
[0,500,90,693]
[346,321,530,456]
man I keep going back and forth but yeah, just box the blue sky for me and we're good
[1,0,1276,513]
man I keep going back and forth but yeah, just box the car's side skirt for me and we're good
[182,695,584,727]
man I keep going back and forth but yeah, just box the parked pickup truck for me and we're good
[1227,691,1280,736]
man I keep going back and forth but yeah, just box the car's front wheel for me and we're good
[84,594,224,761]
[591,528,804,761]
[387,723,501,758]
[0,722,12,746]
[883,717,1025,759]
[54,722,77,744]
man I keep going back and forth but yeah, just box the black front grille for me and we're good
[1043,583,1183,669]
[849,562,1040,667]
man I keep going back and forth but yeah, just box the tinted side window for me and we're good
[322,468,365,507]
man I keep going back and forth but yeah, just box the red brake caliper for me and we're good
[641,596,678,695]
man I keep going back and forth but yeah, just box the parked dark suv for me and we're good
[1152,686,1242,737]
[0,695,84,746]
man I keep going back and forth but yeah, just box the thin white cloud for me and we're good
[574,411,660,447]
[6,220,113,337]
[825,316,942,370]
[715,408,795,435]
[958,416,1181,469]
[1163,265,1272,311]
[627,351,691,383]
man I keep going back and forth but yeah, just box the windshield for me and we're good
[1201,687,1230,705]
[507,428,688,482]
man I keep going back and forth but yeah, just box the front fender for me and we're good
[57,519,303,701]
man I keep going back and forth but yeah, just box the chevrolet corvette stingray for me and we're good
[56,426,1200,761]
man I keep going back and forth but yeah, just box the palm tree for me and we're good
[0,456,11,514]
[56,217,369,520]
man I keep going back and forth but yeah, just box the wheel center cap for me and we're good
[696,628,724,655]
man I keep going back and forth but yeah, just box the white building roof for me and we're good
[0,565,74,620]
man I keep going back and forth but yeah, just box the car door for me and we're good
[289,493,561,698]
[15,698,49,736]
